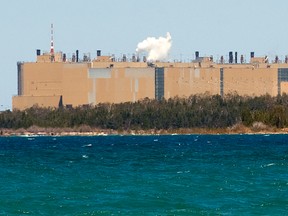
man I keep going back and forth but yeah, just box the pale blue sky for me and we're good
[1,0,288,110]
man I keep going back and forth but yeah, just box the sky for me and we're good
[1,0,288,110]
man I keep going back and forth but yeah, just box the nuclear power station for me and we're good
[12,26,288,110]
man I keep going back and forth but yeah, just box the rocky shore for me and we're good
[1,123,288,136]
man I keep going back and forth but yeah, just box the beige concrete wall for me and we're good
[14,62,90,109]
[12,95,61,110]
[91,61,148,69]
[223,67,278,96]
[62,63,90,106]
[21,62,63,96]
[89,67,155,104]
[164,67,220,98]
[13,61,155,109]
[12,58,288,110]
[281,82,288,95]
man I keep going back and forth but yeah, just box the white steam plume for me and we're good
[136,32,172,61]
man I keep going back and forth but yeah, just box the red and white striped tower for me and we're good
[50,23,55,62]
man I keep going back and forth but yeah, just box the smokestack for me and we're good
[275,55,279,63]
[97,50,101,57]
[50,24,54,56]
[36,49,41,56]
[72,53,76,62]
[220,56,224,64]
[229,51,233,64]
[63,53,66,62]
[240,55,244,64]
[195,51,199,59]
[122,54,127,62]
[235,52,238,64]
[250,52,255,58]
[50,24,55,62]
[76,50,79,62]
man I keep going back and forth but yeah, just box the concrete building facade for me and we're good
[12,51,288,110]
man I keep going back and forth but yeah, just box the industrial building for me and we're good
[12,26,288,110]
[12,49,288,110]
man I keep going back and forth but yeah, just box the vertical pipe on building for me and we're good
[17,62,23,96]
[220,56,224,64]
[250,52,255,58]
[195,51,199,59]
[229,52,233,64]
[155,67,164,101]
[36,49,41,56]
[63,53,66,62]
[240,55,244,64]
[122,54,127,62]
[76,50,79,62]
[97,50,101,57]
[235,52,238,64]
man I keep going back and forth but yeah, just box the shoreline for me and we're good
[1,125,288,136]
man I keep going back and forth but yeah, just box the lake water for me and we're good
[0,134,287,215]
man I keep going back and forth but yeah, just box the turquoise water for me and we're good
[0,134,287,215]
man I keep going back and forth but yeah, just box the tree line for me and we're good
[1,93,288,130]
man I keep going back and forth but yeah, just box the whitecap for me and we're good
[82,144,92,147]
[154,139,158,142]
[82,155,89,159]
[262,163,276,168]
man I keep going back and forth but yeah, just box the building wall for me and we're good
[62,63,90,106]
[223,67,278,96]
[88,67,155,105]
[12,62,155,110]
[12,95,61,110]
[164,67,221,98]
[12,58,288,110]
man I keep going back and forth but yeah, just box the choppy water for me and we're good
[0,134,287,215]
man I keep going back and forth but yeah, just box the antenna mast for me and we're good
[50,24,55,62]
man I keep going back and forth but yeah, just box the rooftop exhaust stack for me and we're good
[76,50,79,62]
[50,24,55,62]
[250,52,255,58]
[195,51,199,59]
[97,50,101,57]
[240,55,244,64]
[36,49,41,56]
[229,52,233,64]
[122,54,127,62]
[235,52,238,64]
[63,53,66,62]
